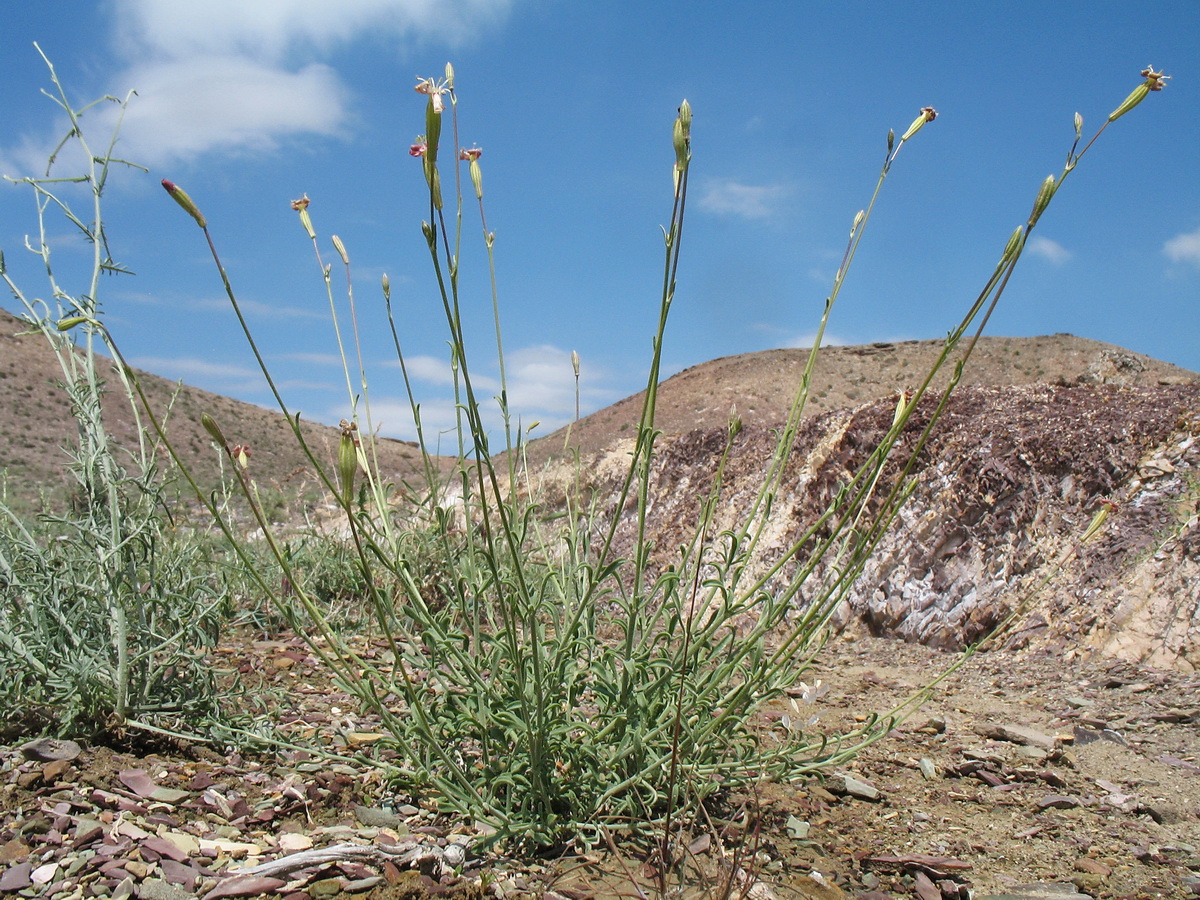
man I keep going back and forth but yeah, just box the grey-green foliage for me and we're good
[0,47,232,741]
[0,482,227,739]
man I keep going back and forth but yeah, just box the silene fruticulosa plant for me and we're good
[12,49,1167,854]
[0,46,230,741]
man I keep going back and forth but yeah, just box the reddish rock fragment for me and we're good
[202,875,288,900]
[142,836,192,863]
[1074,858,1112,876]
[914,871,941,900]
[159,859,201,890]
[0,861,34,892]
[74,819,104,847]
[1037,794,1081,810]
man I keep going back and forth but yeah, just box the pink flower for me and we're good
[229,444,252,470]
[459,147,482,161]
[409,142,428,158]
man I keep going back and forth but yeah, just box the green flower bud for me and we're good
[381,273,390,302]
[337,420,359,505]
[891,391,909,429]
[444,62,455,90]
[1029,174,1056,225]
[56,316,89,331]
[1000,225,1024,264]
[1081,499,1118,543]
[161,180,207,228]
[677,99,691,139]
[201,413,227,446]
[672,100,692,190]
[332,235,349,265]
[1073,112,1083,140]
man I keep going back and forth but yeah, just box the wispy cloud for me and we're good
[3,0,514,170]
[111,57,349,165]
[398,354,486,389]
[275,352,345,366]
[697,178,791,219]
[131,356,258,379]
[1027,236,1071,265]
[1164,226,1200,269]
[112,0,511,61]
[130,355,267,396]
[350,344,621,441]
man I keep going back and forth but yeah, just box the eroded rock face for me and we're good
[574,382,1200,670]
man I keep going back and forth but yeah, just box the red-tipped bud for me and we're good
[161,179,207,228]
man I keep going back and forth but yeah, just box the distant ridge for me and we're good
[527,334,1197,464]
[3,304,1195,513]
[0,306,432,515]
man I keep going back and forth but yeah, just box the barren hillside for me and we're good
[0,307,434,516]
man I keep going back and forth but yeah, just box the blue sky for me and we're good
[2,2,1197,443]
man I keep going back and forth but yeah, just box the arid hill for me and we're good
[523,337,1200,671]
[527,333,1196,463]
[0,306,434,516]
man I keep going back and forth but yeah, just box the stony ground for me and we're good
[3,634,1198,900]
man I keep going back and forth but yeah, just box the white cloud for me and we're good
[348,343,621,441]
[1027,236,1071,265]
[131,355,258,379]
[359,398,462,446]
[698,178,790,219]
[112,0,511,62]
[111,57,349,165]
[398,353,493,389]
[3,0,514,170]
[129,354,267,396]
[1164,227,1200,269]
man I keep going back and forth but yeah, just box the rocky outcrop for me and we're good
[569,382,1200,671]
